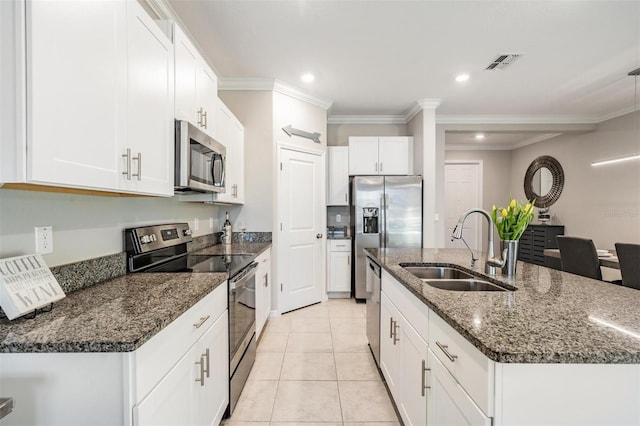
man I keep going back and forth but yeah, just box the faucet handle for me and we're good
[487,248,508,268]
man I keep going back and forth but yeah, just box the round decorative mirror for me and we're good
[524,156,564,208]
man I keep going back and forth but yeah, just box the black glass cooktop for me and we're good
[146,254,255,277]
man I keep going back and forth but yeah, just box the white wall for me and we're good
[219,90,274,232]
[0,189,221,267]
[509,111,640,250]
[327,123,408,146]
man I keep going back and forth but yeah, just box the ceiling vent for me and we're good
[485,54,522,70]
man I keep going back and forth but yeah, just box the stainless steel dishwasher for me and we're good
[365,256,381,367]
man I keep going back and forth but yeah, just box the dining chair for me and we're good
[614,243,640,290]
[557,236,602,280]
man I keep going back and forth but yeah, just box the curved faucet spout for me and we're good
[451,208,502,275]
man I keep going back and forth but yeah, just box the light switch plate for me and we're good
[336,214,342,223]
[35,226,53,254]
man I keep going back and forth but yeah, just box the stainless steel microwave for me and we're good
[174,120,226,194]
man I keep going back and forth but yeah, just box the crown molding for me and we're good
[219,78,333,110]
[435,115,599,125]
[445,145,513,151]
[596,104,640,123]
[404,98,442,122]
[511,133,563,150]
[327,115,407,125]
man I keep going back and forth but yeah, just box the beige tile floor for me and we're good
[223,298,400,426]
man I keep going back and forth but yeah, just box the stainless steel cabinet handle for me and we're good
[421,359,430,396]
[264,273,269,287]
[202,110,208,129]
[203,348,210,378]
[375,162,378,172]
[347,256,350,265]
[389,317,394,339]
[193,315,210,329]
[197,107,204,127]
[393,321,400,345]
[344,193,348,202]
[122,148,132,180]
[436,341,458,362]
[132,152,142,181]
[195,356,206,386]
[380,162,383,172]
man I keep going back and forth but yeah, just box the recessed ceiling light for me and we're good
[301,73,315,83]
[475,133,485,140]
[455,74,470,82]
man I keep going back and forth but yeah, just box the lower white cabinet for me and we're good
[428,350,491,426]
[327,240,351,293]
[380,273,429,426]
[255,248,272,338]
[134,311,228,426]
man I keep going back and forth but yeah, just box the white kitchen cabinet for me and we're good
[327,240,351,293]
[348,136,413,176]
[327,146,349,205]
[215,101,245,204]
[174,25,219,140]
[123,1,174,196]
[3,0,174,196]
[428,350,491,426]
[134,310,228,426]
[255,248,272,339]
[380,273,429,426]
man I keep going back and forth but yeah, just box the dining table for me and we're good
[543,248,620,269]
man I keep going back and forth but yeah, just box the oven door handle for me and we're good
[230,261,259,285]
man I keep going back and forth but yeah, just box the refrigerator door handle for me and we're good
[380,193,386,248]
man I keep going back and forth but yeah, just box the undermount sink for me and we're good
[424,279,507,292]
[403,266,474,280]
[401,265,509,292]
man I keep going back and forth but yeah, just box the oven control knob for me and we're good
[149,234,157,242]
[183,229,192,236]
[140,235,150,244]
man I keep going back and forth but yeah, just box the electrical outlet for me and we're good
[193,218,200,231]
[336,214,342,223]
[35,226,53,254]
[209,217,214,229]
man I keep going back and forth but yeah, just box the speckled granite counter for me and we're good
[0,272,227,353]
[192,242,271,257]
[367,247,640,364]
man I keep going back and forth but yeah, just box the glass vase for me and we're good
[500,239,519,277]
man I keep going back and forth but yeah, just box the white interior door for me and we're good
[278,147,325,313]
[445,162,481,251]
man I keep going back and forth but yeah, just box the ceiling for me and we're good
[167,0,640,148]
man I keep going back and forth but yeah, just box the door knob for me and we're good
[316,233,323,239]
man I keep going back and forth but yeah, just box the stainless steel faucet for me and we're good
[451,208,505,275]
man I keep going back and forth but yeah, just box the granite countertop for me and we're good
[367,247,640,364]
[0,272,227,353]
[192,241,271,257]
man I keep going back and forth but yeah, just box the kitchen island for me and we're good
[366,247,640,426]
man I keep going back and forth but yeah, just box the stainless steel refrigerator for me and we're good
[351,175,423,299]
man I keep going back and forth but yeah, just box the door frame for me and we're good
[444,160,483,251]
[273,143,327,315]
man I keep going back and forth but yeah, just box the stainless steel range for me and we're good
[124,223,257,417]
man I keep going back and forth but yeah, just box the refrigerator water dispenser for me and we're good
[363,207,379,234]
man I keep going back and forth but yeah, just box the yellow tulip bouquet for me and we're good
[490,198,535,241]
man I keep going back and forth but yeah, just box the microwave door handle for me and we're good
[213,154,225,187]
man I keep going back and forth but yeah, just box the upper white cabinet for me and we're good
[4,0,174,196]
[348,136,413,176]
[215,101,245,204]
[174,25,218,140]
[327,146,349,206]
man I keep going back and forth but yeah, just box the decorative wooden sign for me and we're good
[0,254,65,320]
[282,124,322,144]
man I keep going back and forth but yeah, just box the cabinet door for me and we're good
[134,344,197,425]
[427,350,491,426]
[197,65,218,139]
[379,137,411,175]
[256,251,271,338]
[380,292,401,401]
[349,137,379,175]
[232,118,245,204]
[195,311,229,426]
[27,0,126,190]
[398,316,428,426]
[328,251,351,292]
[215,103,244,204]
[328,147,349,205]
[124,1,174,196]
[174,26,199,124]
